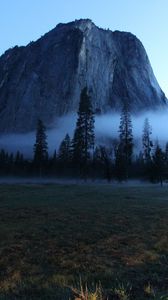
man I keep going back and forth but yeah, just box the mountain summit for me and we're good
[0,19,167,132]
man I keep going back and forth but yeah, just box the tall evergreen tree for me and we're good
[92,146,102,179]
[115,101,133,180]
[142,118,153,163]
[58,134,71,173]
[99,146,112,182]
[15,151,23,165]
[58,134,71,163]
[115,143,127,181]
[0,149,8,174]
[52,150,57,164]
[48,150,57,176]
[14,151,25,175]
[33,119,48,174]
[151,142,165,186]
[164,142,168,179]
[72,87,95,177]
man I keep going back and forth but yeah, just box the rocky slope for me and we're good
[0,19,167,132]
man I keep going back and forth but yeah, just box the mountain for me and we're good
[0,19,167,133]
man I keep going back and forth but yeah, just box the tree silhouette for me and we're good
[152,142,165,186]
[72,87,95,178]
[142,118,153,163]
[33,119,48,175]
[115,100,133,180]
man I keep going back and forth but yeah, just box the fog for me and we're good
[95,110,168,150]
[0,177,162,187]
[0,114,76,157]
[0,110,168,157]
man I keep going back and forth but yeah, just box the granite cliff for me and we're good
[0,19,166,132]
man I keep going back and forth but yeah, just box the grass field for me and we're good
[0,183,168,299]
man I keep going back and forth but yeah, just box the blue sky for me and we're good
[0,0,167,96]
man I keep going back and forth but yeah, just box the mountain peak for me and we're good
[55,18,95,32]
[0,20,166,132]
[73,18,94,28]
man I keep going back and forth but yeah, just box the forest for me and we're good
[0,87,167,185]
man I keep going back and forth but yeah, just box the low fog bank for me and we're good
[0,114,76,157]
[95,110,168,143]
[0,177,166,187]
[0,110,168,157]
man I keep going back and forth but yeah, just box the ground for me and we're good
[0,183,168,299]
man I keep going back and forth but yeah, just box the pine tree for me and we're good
[0,149,8,174]
[58,134,71,173]
[52,150,57,163]
[115,101,133,180]
[152,142,165,186]
[92,146,101,179]
[164,142,168,179]
[142,118,153,163]
[48,150,57,176]
[33,119,48,175]
[115,143,127,181]
[99,146,112,182]
[72,87,95,178]
[14,151,24,175]
[15,151,23,165]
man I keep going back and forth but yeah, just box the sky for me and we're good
[0,0,168,96]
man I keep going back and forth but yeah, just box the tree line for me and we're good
[0,87,167,184]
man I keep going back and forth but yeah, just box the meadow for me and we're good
[0,183,168,299]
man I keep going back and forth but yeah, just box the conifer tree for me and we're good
[115,101,133,180]
[58,134,71,168]
[115,143,127,181]
[52,150,57,163]
[164,142,168,179]
[14,151,24,175]
[142,118,153,163]
[0,149,8,174]
[152,142,165,186]
[92,146,104,178]
[15,151,23,165]
[47,150,57,176]
[33,119,48,174]
[72,87,95,177]
[99,146,112,182]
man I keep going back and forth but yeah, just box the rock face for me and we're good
[0,19,167,132]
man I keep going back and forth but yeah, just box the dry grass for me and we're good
[71,280,104,300]
[0,183,167,299]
